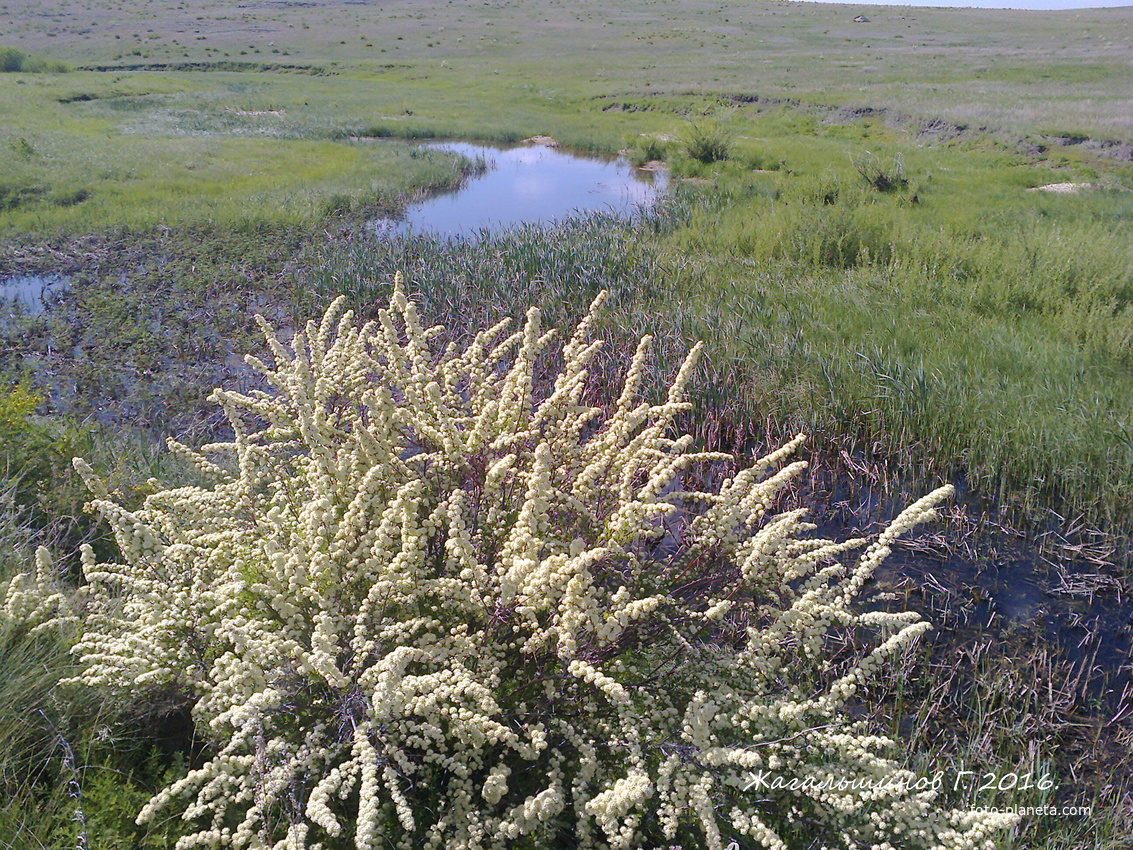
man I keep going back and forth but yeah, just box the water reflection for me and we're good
[369,142,667,238]
[1,273,71,317]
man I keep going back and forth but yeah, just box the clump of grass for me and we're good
[0,620,197,849]
[0,181,45,212]
[49,187,90,208]
[738,147,781,172]
[852,150,909,192]
[351,124,526,145]
[319,192,354,217]
[680,119,732,163]
[300,205,683,335]
[626,135,672,166]
[681,175,894,267]
[0,621,74,795]
[0,383,104,559]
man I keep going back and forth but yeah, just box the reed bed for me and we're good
[293,185,1133,546]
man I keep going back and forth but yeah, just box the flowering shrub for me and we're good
[5,276,1015,849]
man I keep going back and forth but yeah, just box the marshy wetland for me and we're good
[1,0,1132,846]
[367,141,668,237]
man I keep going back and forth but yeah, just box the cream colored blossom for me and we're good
[1,275,1016,849]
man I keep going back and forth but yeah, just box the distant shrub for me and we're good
[0,46,69,73]
[0,47,24,72]
[6,280,1015,849]
[10,136,35,158]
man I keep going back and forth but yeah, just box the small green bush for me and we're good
[0,46,69,73]
[0,47,25,72]
[627,136,672,167]
[10,136,35,158]
[680,120,732,164]
[851,150,908,193]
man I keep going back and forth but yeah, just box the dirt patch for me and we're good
[523,134,558,147]
[821,105,884,126]
[914,118,969,144]
[78,61,330,75]
[226,107,288,118]
[1027,182,1102,194]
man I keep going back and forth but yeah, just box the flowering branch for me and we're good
[4,274,1016,850]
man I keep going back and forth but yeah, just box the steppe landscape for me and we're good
[1,1,1132,847]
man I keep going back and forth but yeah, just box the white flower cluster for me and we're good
[2,275,1017,849]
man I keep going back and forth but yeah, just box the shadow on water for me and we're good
[799,458,1133,718]
[368,141,668,239]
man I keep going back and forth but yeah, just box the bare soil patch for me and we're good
[1027,182,1102,194]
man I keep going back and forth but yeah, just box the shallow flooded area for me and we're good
[369,141,667,238]
[805,468,1133,713]
[1,273,71,317]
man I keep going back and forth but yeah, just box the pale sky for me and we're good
[811,0,1129,7]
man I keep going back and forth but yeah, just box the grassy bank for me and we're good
[0,72,488,233]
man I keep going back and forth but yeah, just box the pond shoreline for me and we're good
[365,140,668,239]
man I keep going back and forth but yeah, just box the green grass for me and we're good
[286,131,1133,534]
[0,75,490,233]
[5,0,1133,142]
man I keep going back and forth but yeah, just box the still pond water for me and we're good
[369,142,667,238]
[1,273,71,318]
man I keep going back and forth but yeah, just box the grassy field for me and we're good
[1,0,1132,847]
[3,0,1133,141]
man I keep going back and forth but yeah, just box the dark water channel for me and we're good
[368,141,667,238]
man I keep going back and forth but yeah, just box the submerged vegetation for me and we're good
[0,0,1131,847]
